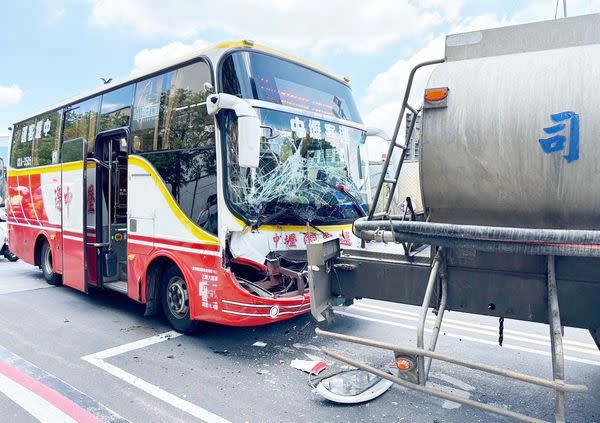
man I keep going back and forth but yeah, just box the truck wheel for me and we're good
[161,266,199,334]
[41,241,61,285]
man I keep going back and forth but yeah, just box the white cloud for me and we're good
[89,0,465,54]
[51,7,66,21]
[361,13,525,134]
[361,1,600,132]
[130,40,210,75]
[0,84,23,107]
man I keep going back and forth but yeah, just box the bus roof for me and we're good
[13,40,349,126]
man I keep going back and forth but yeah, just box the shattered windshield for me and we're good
[221,108,368,226]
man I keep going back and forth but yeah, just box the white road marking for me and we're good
[85,331,182,360]
[0,281,54,296]
[427,381,471,410]
[354,301,599,349]
[0,372,77,423]
[335,310,600,366]
[82,331,232,423]
[351,302,600,355]
[429,372,475,392]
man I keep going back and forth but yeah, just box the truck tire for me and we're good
[41,241,61,285]
[161,266,199,334]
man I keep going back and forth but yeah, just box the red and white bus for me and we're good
[7,41,370,332]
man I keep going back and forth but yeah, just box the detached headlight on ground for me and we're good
[315,370,393,404]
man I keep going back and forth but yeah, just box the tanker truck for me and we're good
[307,13,600,423]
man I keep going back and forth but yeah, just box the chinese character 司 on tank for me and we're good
[538,111,579,163]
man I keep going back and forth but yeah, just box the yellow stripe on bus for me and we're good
[128,155,219,246]
[7,161,96,176]
[231,215,352,233]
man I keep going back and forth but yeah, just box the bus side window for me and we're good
[99,85,134,133]
[32,111,61,166]
[10,121,34,169]
[63,97,101,155]
[132,59,218,236]
[131,73,170,153]
[61,138,86,163]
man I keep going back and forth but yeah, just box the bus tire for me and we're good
[40,241,61,285]
[161,266,199,334]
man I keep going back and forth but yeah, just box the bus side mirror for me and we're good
[366,126,393,144]
[206,93,260,168]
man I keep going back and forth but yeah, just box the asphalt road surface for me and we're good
[0,259,598,423]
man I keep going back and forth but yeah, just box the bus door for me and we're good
[60,137,89,293]
[89,129,129,293]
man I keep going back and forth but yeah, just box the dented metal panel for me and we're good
[422,42,600,229]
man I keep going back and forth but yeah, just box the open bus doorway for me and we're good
[91,129,129,292]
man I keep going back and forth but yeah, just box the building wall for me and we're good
[368,160,423,215]
[0,135,8,164]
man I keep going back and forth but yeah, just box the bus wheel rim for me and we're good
[43,247,52,275]
[167,276,189,318]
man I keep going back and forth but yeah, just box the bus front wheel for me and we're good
[161,266,199,334]
[40,241,61,285]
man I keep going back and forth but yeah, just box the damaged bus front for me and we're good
[207,45,372,323]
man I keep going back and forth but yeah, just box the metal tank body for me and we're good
[421,14,600,229]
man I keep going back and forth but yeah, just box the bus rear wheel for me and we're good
[40,241,61,285]
[161,266,199,334]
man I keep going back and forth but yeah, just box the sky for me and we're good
[1,0,600,150]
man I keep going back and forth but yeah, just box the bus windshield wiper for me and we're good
[253,206,325,234]
[317,177,366,217]
[252,208,288,230]
[336,184,367,217]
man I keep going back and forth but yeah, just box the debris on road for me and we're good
[290,359,327,375]
[315,369,393,404]
[292,342,320,352]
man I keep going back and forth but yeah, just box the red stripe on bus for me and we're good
[0,359,103,423]
[128,234,220,251]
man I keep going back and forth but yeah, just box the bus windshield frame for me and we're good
[219,50,362,123]
[218,51,368,227]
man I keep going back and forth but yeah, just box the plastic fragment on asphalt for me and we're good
[290,359,327,375]
[315,369,393,404]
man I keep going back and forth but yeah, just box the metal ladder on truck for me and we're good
[363,58,445,254]
[313,59,589,423]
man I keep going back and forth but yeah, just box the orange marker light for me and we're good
[395,358,414,371]
[424,87,448,102]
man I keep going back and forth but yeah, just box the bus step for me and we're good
[104,281,128,295]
